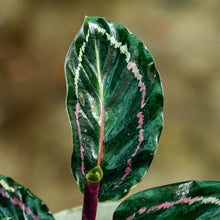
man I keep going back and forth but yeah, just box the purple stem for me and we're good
[82,179,100,220]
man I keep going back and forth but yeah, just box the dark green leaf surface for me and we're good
[0,218,13,220]
[65,16,163,201]
[0,175,54,220]
[113,180,220,220]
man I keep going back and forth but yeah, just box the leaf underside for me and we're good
[113,180,220,220]
[0,175,54,220]
[65,16,163,201]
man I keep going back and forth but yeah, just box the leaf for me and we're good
[54,202,120,220]
[86,166,103,182]
[0,175,55,220]
[0,218,13,220]
[65,16,163,201]
[113,180,220,220]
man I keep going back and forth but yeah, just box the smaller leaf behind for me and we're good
[113,180,220,220]
[0,175,55,220]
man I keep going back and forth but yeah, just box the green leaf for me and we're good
[113,180,220,220]
[86,166,103,182]
[0,175,55,220]
[0,218,13,220]
[54,202,120,220]
[65,16,163,201]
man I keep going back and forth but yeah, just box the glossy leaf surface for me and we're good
[0,175,54,220]
[0,218,13,220]
[65,16,163,201]
[113,180,220,220]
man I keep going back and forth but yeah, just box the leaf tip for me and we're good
[84,15,92,22]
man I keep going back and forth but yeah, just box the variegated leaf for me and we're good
[65,16,163,201]
[0,175,54,220]
[113,180,220,219]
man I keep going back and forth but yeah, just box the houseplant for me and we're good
[0,16,219,220]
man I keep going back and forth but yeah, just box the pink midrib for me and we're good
[98,93,105,167]
[95,39,105,167]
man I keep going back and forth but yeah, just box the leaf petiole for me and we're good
[82,167,103,220]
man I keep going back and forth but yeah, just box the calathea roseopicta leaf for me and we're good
[65,16,163,201]
[0,175,54,220]
[113,180,220,220]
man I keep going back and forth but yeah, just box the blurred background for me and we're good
[0,0,219,214]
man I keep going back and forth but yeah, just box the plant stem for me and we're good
[82,179,100,220]
[82,167,103,220]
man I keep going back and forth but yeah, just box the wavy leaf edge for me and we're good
[65,16,164,201]
[113,180,220,220]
